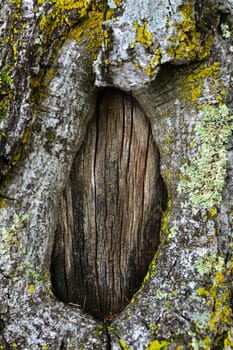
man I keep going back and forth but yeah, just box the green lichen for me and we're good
[0,213,29,256]
[94,325,103,337]
[0,213,49,287]
[220,22,231,39]
[195,252,224,277]
[0,65,14,121]
[154,289,168,301]
[178,104,233,213]
[16,259,49,285]
[0,66,14,91]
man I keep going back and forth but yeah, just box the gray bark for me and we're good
[0,0,233,349]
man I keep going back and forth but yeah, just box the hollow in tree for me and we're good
[51,89,167,319]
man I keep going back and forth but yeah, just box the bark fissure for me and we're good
[51,89,167,319]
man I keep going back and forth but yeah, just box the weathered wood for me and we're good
[51,89,167,319]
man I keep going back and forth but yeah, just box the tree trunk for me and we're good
[1,0,233,349]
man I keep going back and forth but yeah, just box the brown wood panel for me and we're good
[51,89,167,319]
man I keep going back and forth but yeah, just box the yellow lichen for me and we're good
[134,21,153,48]
[179,62,220,105]
[21,127,31,145]
[113,0,122,7]
[187,62,220,104]
[39,15,47,31]
[51,0,91,12]
[147,339,171,350]
[167,0,212,62]
[69,9,104,58]
[0,200,6,208]
[119,339,131,350]
[224,330,233,349]
[208,269,231,334]
[160,193,173,241]
[146,49,162,76]
[28,283,35,294]
[197,287,209,297]
[208,207,217,218]
[103,29,110,48]
[39,0,93,44]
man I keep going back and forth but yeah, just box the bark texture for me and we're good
[51,89,166,319]
[0,0,233,349]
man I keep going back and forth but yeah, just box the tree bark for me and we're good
[0,0,233,349]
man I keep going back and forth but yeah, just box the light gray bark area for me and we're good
[1,0,233,349]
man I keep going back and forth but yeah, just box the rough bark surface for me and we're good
[0,0,233,349]
[51,89,165,319]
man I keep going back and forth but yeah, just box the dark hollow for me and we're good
[50,89,167,320]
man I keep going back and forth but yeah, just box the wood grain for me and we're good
[51,89,167,319]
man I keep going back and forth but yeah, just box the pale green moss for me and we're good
[178,104,233,213]
[220,22,231,39]
[154,289,168,301]
[195,252,224,276]
[0,213,49,286]
[0,213,29,256]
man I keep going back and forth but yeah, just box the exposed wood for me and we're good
[51,89,167,319]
